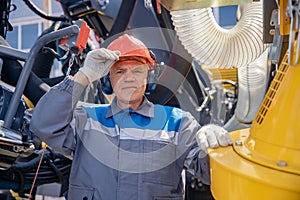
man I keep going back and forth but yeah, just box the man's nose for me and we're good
[123,71,135,81]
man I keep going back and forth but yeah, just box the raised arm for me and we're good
[30,48,119,156]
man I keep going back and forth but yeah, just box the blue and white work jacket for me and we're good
[30,77,210,200]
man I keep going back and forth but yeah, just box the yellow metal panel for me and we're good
[249,51,300,174]
[209,129,300,200]
[159,0,252,10]
[202,67,237,91]
[210,49,300,199]
[279,0,291,35]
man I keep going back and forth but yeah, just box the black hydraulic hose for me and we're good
[16,170,25,193]
[46,159,64,183]
[147,37,194,106]
[3,25,80,128]
[84,12,109,38]
[42,47,63,60]
[24,165,70,179]
[22,0,66,21]
[109,0,137,37]
[1,154,71,184]
[12,150,70,171]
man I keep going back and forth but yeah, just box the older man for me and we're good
[30,34,232,200]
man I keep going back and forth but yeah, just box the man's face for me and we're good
[110,60,148,107]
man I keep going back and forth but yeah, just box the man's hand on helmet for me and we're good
[196,124,232,151]
[79,48,120,83]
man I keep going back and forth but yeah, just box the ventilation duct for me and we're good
[170,1,266,68]
[224,47,270,131]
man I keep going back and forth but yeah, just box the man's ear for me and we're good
[145,63,160,94]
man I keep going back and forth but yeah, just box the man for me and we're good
[30,34,232,200]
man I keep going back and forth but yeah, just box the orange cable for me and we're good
[27,149,45,200]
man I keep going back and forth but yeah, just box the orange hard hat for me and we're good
[107,34,156,68]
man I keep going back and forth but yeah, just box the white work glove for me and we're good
[196,124,232,151]
[79,48,120,83]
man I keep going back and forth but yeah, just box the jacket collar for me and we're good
[106,96,154,118]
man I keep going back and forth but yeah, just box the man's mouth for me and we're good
[122,86,137,90]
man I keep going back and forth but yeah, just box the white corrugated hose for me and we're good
[170,1,266,68]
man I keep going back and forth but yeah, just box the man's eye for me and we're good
[133,70,142,74]
[115,70,123,74]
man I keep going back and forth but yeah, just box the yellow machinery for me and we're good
[208,1,300,199]
[209,51,300,199]
[160,0,300,199]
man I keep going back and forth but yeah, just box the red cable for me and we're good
[27,149,45,200]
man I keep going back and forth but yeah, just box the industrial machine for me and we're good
[161,0,300,199]
[0,0,299,199]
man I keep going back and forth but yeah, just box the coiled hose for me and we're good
[0,147,71,193]
[170,1,266,68]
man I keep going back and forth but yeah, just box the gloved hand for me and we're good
[196,124,232,151]
[79,48,120,83]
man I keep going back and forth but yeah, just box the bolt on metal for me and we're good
[235,140,242,146]
[277,160,287,167]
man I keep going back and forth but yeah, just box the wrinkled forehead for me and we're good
[111,59,148,70]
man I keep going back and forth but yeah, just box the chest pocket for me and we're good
[68,184,96,200]
[142,140,181,186]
